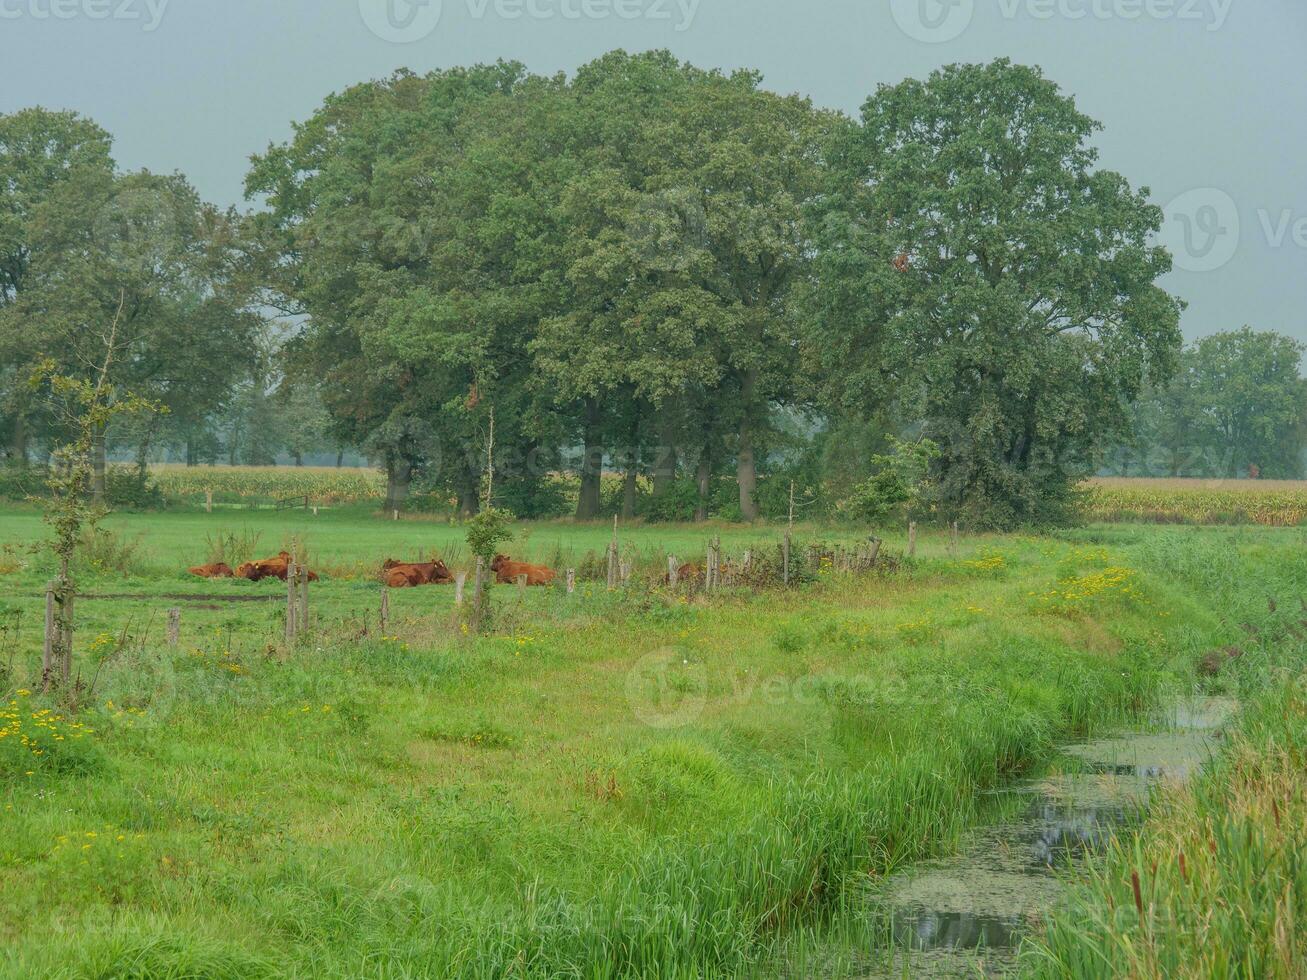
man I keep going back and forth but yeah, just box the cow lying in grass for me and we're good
[235,552,320,583]
[382,559,454,589]
[490,555,556,587]
[189,562,235,579]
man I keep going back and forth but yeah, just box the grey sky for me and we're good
[1,0,1303,342]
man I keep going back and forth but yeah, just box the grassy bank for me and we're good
[1025,531,1307,980]
[0,515,1296,977]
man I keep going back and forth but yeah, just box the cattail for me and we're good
[1131,870,1144,916]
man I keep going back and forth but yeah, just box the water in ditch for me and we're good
[858,696,1236,978]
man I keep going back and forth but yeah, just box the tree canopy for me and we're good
[6,56,1292,526]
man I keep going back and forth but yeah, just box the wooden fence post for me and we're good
[620,560,632,586]
[167,609,181,647]
[42,584,55,682]
[517,573,528,597]
[205,489,213,514]
[298,567,310,634]
[454,573,467,606]
[908,521,917,558]
[668,556,679,587]
[380,587,390,634]
[783,531,792,586]
[950,521,960,556]
[566,569,576,595]
[285,563,298,645]
[60,592,74,686]
[473,558,486,607]
[869,537,882,569]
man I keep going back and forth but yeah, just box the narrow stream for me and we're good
[861,697,1236,978]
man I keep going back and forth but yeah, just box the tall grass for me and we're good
[1024,529,1307,979]
[0,521,1293,977]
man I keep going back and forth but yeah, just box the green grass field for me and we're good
[0,506,1303,977]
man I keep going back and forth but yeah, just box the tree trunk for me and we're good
[576,398,603,521]
[336,448,345,468]
[695,451,712,522]
[91,425,107,506]
[385,457,412,514]
[293,451,304,467]
[737,371,760,521]
[9,413,27,467]
[622,462,638,519]
[652,411,678,498]
[457,463,481,518]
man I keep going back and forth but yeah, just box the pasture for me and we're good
[2,497,1303,976]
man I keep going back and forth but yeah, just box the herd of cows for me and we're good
[186,552,559,588]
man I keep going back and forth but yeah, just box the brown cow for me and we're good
[665,563,704,585]
[382,559,453,589]
[189,562,235,579]
[490,555,556,587]
[236,552,320,583]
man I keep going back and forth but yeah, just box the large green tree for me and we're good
[809,59,1183,526]
[534,51,839,521]
[0,108,114,464]
[248,64,564,515]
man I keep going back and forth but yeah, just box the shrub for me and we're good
[0,464,49,501]
[106,468,165,510]
[643,481,700,523]
[76,527,149,577]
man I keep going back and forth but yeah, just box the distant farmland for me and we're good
[1085,478,1307,526]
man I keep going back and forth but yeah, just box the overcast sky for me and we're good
[1,0,1303,342]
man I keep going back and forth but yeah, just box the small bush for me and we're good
[75,526,149,577]
[0,464,49,502]
[106,468,165,510]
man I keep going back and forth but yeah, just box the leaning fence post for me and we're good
[42,583,55,682]
[285,562,298,645]
[60,591,74,686]
[567,569,576,595]
[473,558,486,607]
[868,537,882,569]
[908,521,918,558]
[454,573,467,606]
[298,566,310,633]
[167,609,181,647]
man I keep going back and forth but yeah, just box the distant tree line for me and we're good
[2,53,1295,525]
[1105,327,1307,480]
